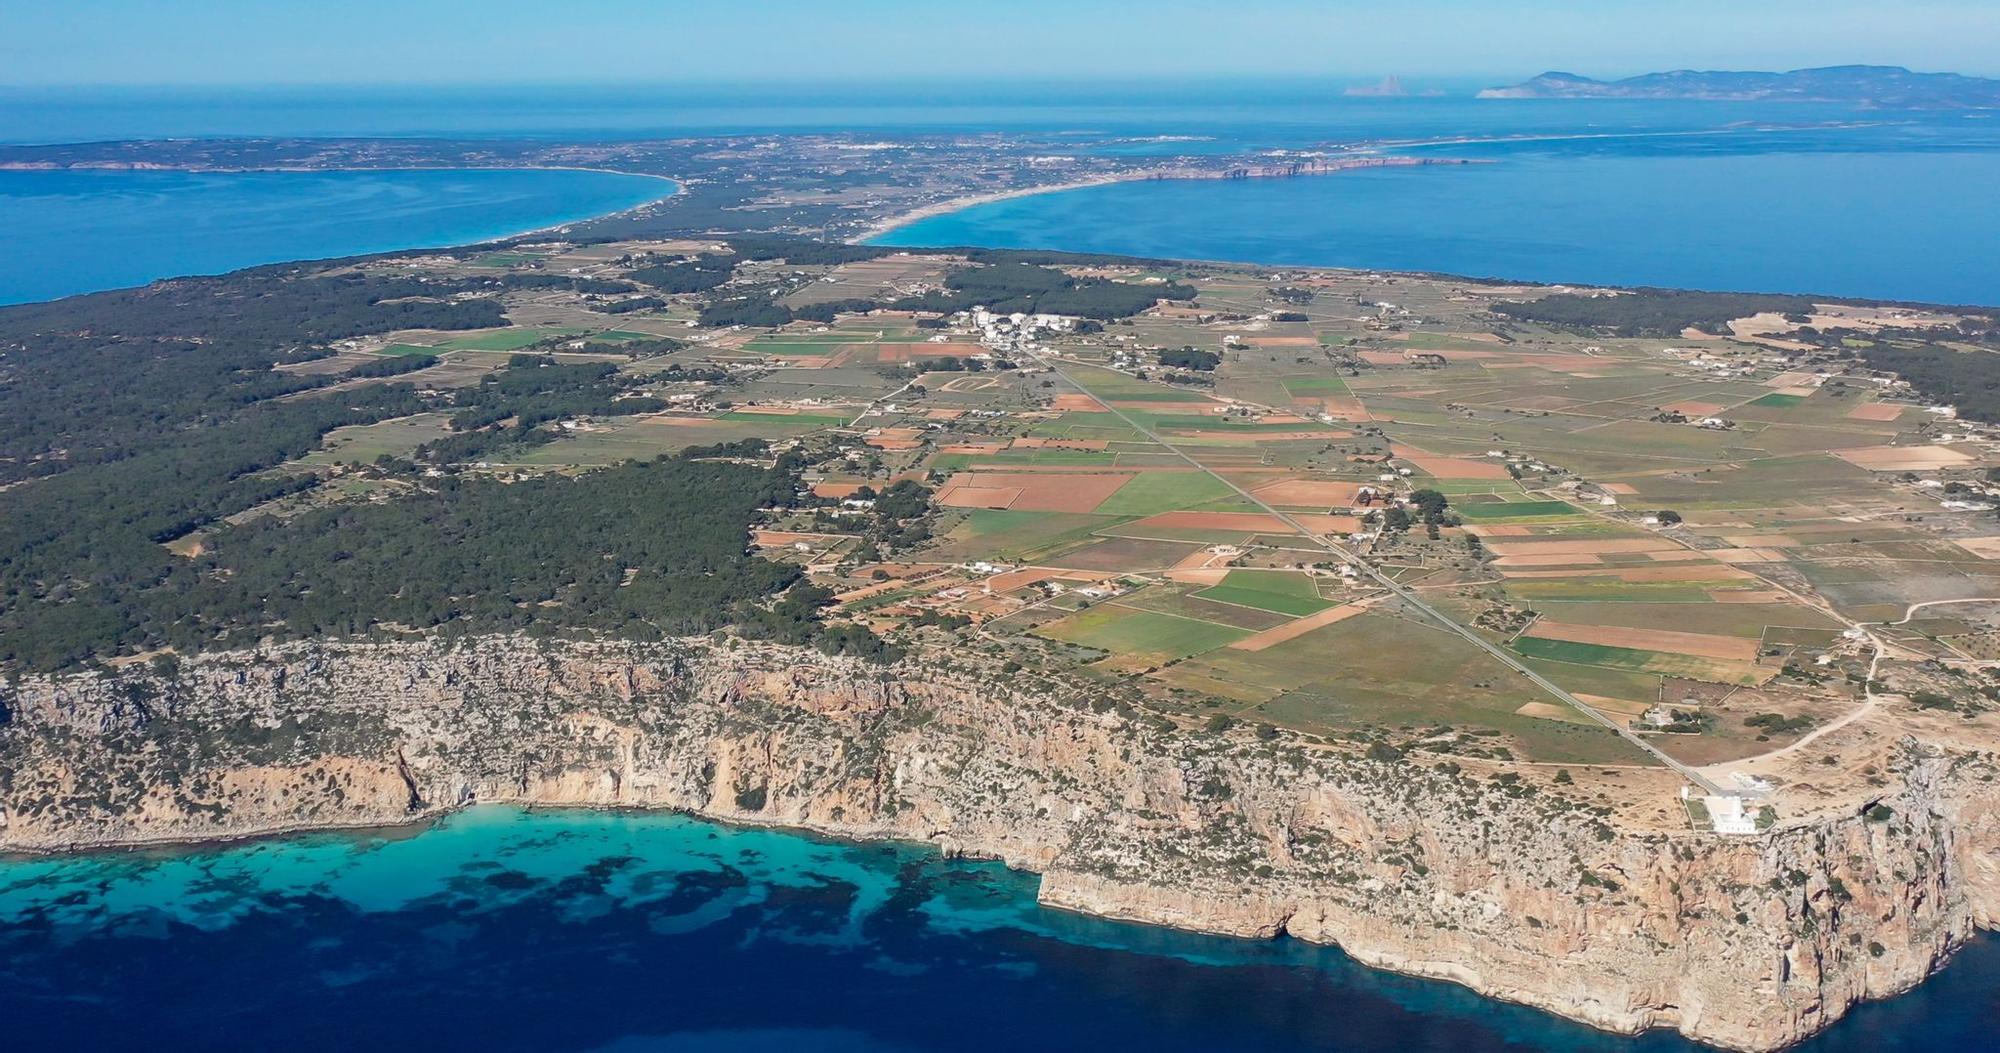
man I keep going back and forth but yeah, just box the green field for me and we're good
[719,410,851,426]
[748,333,866,347]
[1028,411,1145,443]
[1534,600,1838,637]
[1505,580,1731,602]
[929,449,1123,471]
[1455,500,1580,521]
[428,327,589,353]
[1136,413,1335,433]
[299,413,452,465]
[1037,605,1250,660]
[1160,613,1654,765]
[1092,472,1236,516]
[1513,636,1667,669]
[1280,375,1351,395]
[1518,657,1665,703]
[1511,636,1761,684]
[927,510,1123,564]
[468,251,549,267]
[1195,570,1334,616]
[506,416,823,467]
[1114,585,1293,631]
[1067,363,1204,401]
[1046,537,1209,573]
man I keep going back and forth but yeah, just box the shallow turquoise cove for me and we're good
[4,806,1997,1051]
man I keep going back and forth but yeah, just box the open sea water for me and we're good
[5,85,2000,1045]
[873,114,2000,305]
[876,145,2000,305]
[0,168,673,306]
[1,87,1996,305]
[4,806,1998,1053]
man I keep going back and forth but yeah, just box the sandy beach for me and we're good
[853,174,1140,242]
[853,155,1478,243]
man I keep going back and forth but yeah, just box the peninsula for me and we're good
[6,165,2000,1048]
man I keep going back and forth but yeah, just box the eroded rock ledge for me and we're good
[3,636,1996,1050]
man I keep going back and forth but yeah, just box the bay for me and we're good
[0,167,674,305]
[873,140,2000,305]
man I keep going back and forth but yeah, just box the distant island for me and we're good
[1479,64,2000,108]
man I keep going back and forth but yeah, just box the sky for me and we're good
[3,0,1996,88]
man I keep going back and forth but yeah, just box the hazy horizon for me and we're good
[7,71,1994,96]
[4,1,1997,88]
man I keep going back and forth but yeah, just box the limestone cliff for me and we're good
[2,636,1994,1051]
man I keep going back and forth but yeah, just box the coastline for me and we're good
[850,151,2000,306]
[0,165,682,305]
[23,799,1893,1053]
[450,166,683,243]
[0,774,1959,1053]
[853,155,1478,243]
[4,142,2000,1048]
[854,173,1140,243]
[5,635,1987,1052]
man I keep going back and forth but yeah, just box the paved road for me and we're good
[1019,350,1730,796]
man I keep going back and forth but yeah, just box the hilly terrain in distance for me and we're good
[1480,65,2000,107]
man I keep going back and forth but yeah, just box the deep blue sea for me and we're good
[4,86,1998,306]
[0,168,673,305]
[876,118,2000,305]
[4,806,1997,1053]
[5,85,2000,1045]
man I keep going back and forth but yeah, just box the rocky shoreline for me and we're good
[2,635,1994,1050]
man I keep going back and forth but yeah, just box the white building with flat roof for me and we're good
[1687,789,1761,836]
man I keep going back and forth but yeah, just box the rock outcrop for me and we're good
[3,636,1995,1050]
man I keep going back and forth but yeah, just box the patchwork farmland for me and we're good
[245,239,2000,833]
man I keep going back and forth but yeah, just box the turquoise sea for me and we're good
[0,167,673,305]
[6,85,2000,1044]
[4,806,1996,1052]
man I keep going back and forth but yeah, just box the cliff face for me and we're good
[2,636,1996,1051]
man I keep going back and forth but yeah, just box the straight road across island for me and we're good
[1015,347,1731,797]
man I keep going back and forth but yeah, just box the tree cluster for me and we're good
[1491,289,1816,337]
[627,254,738,294]
[416,358,668,463]
[594,296,667,314]
[1852,341,2000,423]
[1157,346,1221,370]
[891,262,1195,320]
[697,295,796,328]
[0,268,504,482]
[726,239,896,266]
[0,385,428,668]
[496,274,638,295]
[347,353,440,379]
